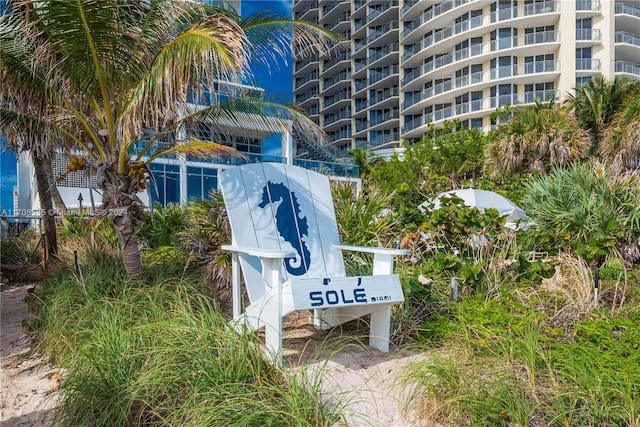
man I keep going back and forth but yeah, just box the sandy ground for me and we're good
[0,284,425,427]
[0,282,60,427]
[282,315,428,427]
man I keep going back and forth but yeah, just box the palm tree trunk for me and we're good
[112,215,143,278]
[32,156,57,258]
[44,160,67,211]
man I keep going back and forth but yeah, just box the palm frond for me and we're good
[184,97,327,144]
[123,13,248,133]
[147,139,244,163]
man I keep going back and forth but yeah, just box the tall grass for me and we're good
[34,250,339,426]
[399,277,640,427]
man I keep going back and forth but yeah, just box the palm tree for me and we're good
[0,18,67,257]
[0,0,339,278]
[564,75,640,154]
[602,90,640,172]
[486,100,589,175]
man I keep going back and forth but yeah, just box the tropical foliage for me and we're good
[0,0,339,277]
[486,100,589,175]
[521,161,640,267]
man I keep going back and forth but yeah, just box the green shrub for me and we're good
[34,254,338,426]
[521,161,640,267]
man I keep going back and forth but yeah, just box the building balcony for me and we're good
[322,52,350,73]
[615,31,640,62]
[367,43,399,66]
[321,0,350,21]
[324,109,352,127]
[294,55,319,74]
[402,0,556,43]
[577,0,600,11]
[369,87,399,108]
[615,60,640,77]
[576,28,601,42]
[293,1,318,21]
[323,70,352,92]
[295,89,319,105]
[323,90,352,110]
[293,158,359,179]
[403,33,557,89]
[368,132,400,148]
[365,1,398,27]
[615,31,640,47]
[616,2,640,18]
[576,58,601,71]
[294,72,319,91]
[369,111,400,127]
[323,11,351,32]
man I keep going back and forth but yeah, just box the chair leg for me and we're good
[369,305,391,353]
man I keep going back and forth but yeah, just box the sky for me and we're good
[0,0,294,212]
[242,0,294,102]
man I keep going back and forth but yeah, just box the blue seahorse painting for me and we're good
[258,181,311,276]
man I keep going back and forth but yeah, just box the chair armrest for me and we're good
[332,244,409,256]
[221,245,296,259]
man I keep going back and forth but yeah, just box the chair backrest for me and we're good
[220,163,347,302]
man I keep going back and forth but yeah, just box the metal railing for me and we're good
[615,2,640,17]
[576,58,601,70]
[576,28,601,41]
[615,60,640,76]
[615,31,640,47]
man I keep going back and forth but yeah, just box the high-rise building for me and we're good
[293,0,640,154]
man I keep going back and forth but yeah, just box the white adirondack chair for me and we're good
[220,162,408,362]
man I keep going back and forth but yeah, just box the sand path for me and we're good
[1,283,59,426]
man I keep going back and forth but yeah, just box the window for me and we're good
[524,82,555,102]
[524,25,555,44]
[525,53,555,73]
[576,47,593,70]
[491,56,517,78]
[491,84,517,107]
[187,167,217,201]
[150,163,180,206]
[491,28,517,50]
[576,18,593,40]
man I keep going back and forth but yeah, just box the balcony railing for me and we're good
[324,109,352,126]
[523,89,560,104]
[403,13,483,61]
[368,43,399,65]
[489,60,559,79]
[293,1,318,19]
[295,90,318,103]
[576,58,601,70]
[615,31,640,47]
[322,53,350,72]
[323,70,351,90]
[370,64,399,85]
[294,55,318,73]
[576,28,601,41]
[367,21,399,44]
[293,159,359,179]
[577,0,600,11]
[402,0,470,30]
[615,2,640,17]
[328,129,351,142]
[323,91,352,108]
[403,71,477,108]
[370,110,400,126]
[615,60,640,76]
[295,72,319,89]
[369,87,399,107]
[365,1,398,25]
[369,132,400,147]
[324,12,351,30]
